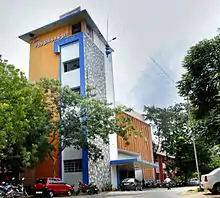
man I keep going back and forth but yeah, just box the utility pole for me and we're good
[187,99,201,190]
[106,16,109,42]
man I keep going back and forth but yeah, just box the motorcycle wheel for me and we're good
[75,190,80,196]
[0,191,4,198]
[88,190,92,195]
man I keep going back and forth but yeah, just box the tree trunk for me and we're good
[52,158,56,177]
[184,174,188,185]
[48,152,57,177]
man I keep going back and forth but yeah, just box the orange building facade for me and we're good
[114,112,156,186]
[117,113,155,180]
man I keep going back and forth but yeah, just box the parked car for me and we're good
[120,178,143,191]
[34,178,73,197]
[189,178,199,186]
[201,167,220,194]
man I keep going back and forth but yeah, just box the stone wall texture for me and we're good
[84,35,111,189]
[84,35,106,101]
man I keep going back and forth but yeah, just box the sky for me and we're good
[1,0,220,113]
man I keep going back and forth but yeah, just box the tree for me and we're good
[0,57,51,177]
[144,103,189,155]
[208,145,220,170]
[37,78,140,176]
[177,34,220,145]
[143,103,211,181]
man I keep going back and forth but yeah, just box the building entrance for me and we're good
[118,166,135,184]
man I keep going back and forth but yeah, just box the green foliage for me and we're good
[177,34,220,145]
[144,103,189,156]
[208,145,220,170]
[38,78,140,174]
[144,103,211,180]
[0,58,51,175]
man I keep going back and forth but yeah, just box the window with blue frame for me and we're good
[63,58,80,73]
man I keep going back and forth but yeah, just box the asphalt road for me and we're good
[76,186,197,198]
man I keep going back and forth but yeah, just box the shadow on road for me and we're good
[203,192,220,197]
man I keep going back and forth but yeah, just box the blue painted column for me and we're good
[116,166,120,189]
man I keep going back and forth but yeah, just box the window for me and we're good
[71,86,80,94]
[122,178,134,183]
[49,179,57,184]
[36,179,47,184]
[72,23,81,35]
[64,59,79,73]
[57,179,65,184]
[64,159,82,173]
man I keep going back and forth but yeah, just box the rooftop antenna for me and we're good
[106,15,109,42]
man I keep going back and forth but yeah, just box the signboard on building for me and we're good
[34,32,69,48]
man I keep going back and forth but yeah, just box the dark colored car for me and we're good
[120,178,143,191]
[34,178,73,197]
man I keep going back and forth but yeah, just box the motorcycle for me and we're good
[12,178,28,197]
[0,179,16,198]
[0,177,28,198]
[166,183,171,190]
[75,181,99,196]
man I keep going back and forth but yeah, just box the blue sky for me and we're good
[0,0,220,113]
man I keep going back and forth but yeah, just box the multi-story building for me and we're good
[19,7,157,189]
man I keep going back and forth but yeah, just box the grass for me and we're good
[193,188,207,193]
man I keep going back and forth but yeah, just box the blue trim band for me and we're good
[55,32,89,184]
[54,33,83,54]
[110,158,159,168]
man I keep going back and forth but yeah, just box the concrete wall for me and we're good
[62,148,82,185]
[118,152,139,160]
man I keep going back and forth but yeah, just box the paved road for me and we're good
[77,186,197,198]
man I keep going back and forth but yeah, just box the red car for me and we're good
[34,178,73,197]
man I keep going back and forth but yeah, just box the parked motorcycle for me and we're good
[75,181,99,196]
[0,177,28,198]
[166,183,171,190]
[13,178,28,197]
[0,179,16,198]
